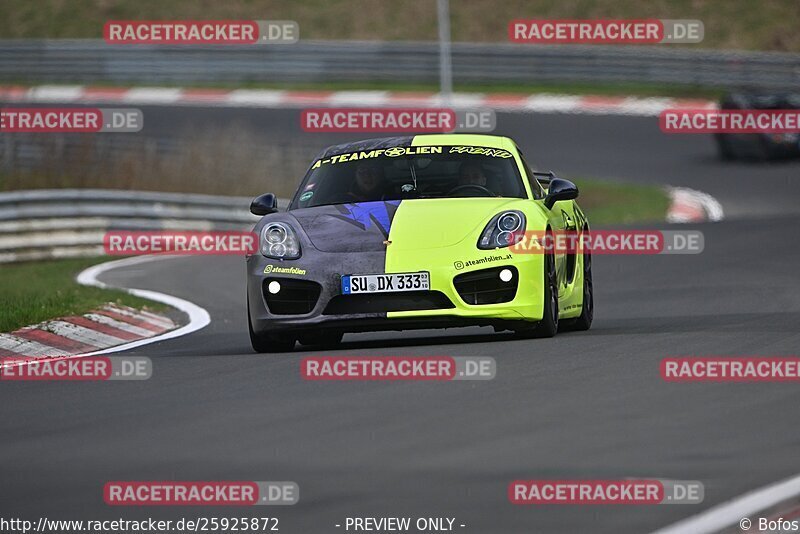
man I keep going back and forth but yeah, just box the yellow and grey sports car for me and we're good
[246,134,592,352]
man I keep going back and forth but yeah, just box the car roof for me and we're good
[316,134,515,159]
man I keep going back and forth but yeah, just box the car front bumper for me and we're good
[246,244,546,336]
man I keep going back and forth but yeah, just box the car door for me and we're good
[517,152,570,292]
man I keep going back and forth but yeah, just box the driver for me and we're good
[347,162,388,202]
[457,161,489,188]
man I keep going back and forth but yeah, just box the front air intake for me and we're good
[323,291,454,315]
[453,266,518,305]
[263,278,321,315]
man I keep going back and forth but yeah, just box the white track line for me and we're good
[76,255,210,356]
[652,472,800,533]
[1,256,210,369]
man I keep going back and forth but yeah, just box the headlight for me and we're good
[478,211,526,250]
[261,222,301,259]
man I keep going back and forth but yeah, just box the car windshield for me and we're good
[290,145,527,209]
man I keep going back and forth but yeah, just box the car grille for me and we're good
[323,291,454,315]
[453,266,518,305]
[263,278,321,315]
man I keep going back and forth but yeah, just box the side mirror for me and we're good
[250,193,279,216]
[544,178,579,209]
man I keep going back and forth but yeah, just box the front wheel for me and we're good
[715,134,737,161]
[561,249,593,332]
[248,297,296,353]
[297,331,343,349]
[517,244,558,338]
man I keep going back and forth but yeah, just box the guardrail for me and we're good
[0,189,282,263]
[0,40,798,90]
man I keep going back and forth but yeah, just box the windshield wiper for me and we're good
[401,156,418,193]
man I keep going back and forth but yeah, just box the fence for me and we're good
[1,40,798,90]
[0,189,281,263]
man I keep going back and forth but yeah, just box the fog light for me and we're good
[499,268,513,282]
[268,281,281,294]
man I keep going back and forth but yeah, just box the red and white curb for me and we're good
[1,255,211,368]
[667,187,725,223]
[0,303,175,359]
[0,85,716,116]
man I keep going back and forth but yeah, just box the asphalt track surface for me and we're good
[2,108,800,533]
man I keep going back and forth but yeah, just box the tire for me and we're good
[247,297,295,353]
[752,136,773,161]
[715,134,737,161]
[517,241,558,339]
[561,248,593,332]
[297,331,343,349]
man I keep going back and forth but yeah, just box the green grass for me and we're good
[0,0,798,52]
[0,257,167,334]
[574,178,670,226]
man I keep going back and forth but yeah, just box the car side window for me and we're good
[518,152,545,200]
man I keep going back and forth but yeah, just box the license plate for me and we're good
[341,272,430,294]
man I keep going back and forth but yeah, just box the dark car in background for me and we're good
[715,92,800,161]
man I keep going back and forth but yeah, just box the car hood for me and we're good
[290,201,401,253]
[289,198,522,253]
